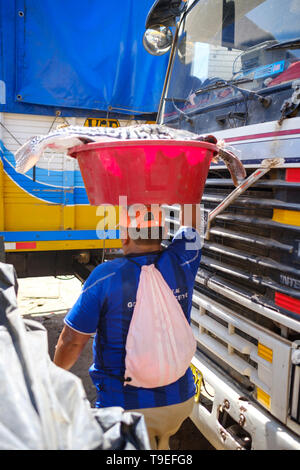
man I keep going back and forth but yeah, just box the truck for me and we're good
[143,0,300,450]
[0,0,167,279]
[1,0,300,451]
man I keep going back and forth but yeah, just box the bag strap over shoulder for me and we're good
[121,250,164,385]
[125,250,163,269]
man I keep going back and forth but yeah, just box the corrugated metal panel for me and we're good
[208,45,241,80]
[1,113,82,173]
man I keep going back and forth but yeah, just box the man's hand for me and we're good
[53,325,91,370]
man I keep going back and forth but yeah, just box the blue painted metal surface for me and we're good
[0,0,168,118]
[1,230,120,241]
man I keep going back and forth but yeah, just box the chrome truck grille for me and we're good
[200,166,300,331]
[163,165,300,431]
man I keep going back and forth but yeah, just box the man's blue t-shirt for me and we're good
[64,227,201,410]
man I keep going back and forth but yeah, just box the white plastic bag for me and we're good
[125,264,196,388]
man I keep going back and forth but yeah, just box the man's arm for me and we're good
[53,324,91,370]
[180,204,201,230]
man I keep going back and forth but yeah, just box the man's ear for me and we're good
[120,228,129,245]
[121,237,130,247]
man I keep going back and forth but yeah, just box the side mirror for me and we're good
[143,25,173,56]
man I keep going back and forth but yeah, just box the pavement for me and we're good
[17,274,82,317]
[17,274,98,405]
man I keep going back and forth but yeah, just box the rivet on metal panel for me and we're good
[223,399,230,410]
[18,11,24,17]
[239,413,246,427]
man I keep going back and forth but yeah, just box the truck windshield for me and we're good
[161,0,300,123]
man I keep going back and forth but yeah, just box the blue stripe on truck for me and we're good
[0,229,120,242]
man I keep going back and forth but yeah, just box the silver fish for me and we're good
[14,124,246,186]
[14,124,202,173]
[214,147,247,187]
[195,134,246,187]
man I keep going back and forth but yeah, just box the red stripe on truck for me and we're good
[275,292,300,315]
[15,242,37,250]
[286,168,300,182]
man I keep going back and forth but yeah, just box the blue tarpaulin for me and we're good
[0,0,169,118]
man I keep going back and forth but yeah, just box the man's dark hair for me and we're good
[127,226,165,246]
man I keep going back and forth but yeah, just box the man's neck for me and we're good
[124,244,162,255]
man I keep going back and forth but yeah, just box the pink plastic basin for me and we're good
[69,140,217,205]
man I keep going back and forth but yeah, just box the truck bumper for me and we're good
[191,351,300,450]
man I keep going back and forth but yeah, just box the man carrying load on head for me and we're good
[54,204,202,450]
